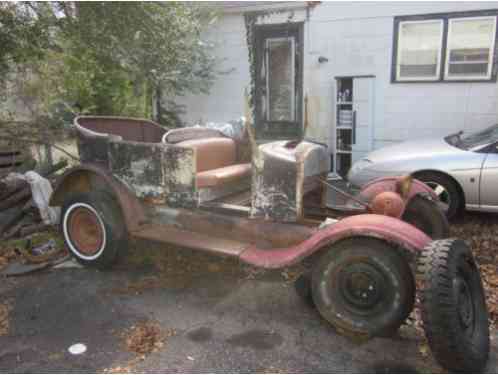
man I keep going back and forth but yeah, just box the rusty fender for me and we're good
[239,214,432,269]
[360,176,438,202]
[49,164,146,232]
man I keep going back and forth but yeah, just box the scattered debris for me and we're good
[0,301,12,336]
[450,213,498,330]
[280,268,303,282]
[68,343,87,355]
[418,343,430,358]
[104,365,132,374]
[207,263,221,273]
[0,230,67,275]
[0,160,67,240]
[110,276,163,295]
[30,239,56,256]
[123,321,174,355]
[261,365,288,374]
[52,257,82,269]
[0,261,52,277]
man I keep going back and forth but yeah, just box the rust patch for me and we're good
[161,146,196,208]
[251,154,298,222]
[251,141,329,222]
[109,141,166,200]
[67,206,104,255]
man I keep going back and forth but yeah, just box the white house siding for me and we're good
[176,2,498,154]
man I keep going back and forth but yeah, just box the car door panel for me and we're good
[450,168,482,207]
[479,149,498,209]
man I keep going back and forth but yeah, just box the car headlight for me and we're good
[349,158,372,176]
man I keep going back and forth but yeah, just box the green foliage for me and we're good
[1,2,218,126]
[0,3,52,78]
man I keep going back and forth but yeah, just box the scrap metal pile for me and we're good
[0,160,67,240]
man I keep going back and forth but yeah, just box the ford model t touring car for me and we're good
[50,114,490,372]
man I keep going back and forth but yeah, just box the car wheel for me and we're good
[418,239,490,373]
[311,237,415,339]
[61,191,127,269]
[402,195,450,239]
[415,172,462,219]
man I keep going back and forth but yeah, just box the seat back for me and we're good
[177,137,237,172]
[76,116,167,143]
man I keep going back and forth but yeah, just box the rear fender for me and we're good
[239,214,431,269]
[49,164,146,231]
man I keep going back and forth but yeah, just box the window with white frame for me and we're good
[396,20,444,81]
[445,17,497,80]
[393,11,498,82]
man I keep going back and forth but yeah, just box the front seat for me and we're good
[176,137,251,189]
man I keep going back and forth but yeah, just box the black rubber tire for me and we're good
[294,272,314,307]
[402,195,450,239]
[61,191,127,269]
[311,237,415,339]
[418,239,490,373]
[415,172,462,220]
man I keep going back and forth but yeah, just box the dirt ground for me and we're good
[0,211,497,373]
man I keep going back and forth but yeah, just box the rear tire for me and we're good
[61,191,127,269]
[415,172,462,220]
[418,239,490,373]
[311,237,415,339]
[402,195,450,239]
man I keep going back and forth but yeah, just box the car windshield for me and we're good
[448,124,498,150]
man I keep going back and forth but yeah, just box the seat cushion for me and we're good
[197,163,251,188]
[177,137,236,172]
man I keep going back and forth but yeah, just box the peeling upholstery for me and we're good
[177,137,251,188]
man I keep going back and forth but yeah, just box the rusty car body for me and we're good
[50,116,490,373]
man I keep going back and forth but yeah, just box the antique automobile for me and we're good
[49,115,489,372]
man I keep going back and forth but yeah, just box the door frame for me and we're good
[253,22,304,140]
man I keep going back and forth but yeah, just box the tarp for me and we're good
[6,171,60,225]
[195,117,246,142]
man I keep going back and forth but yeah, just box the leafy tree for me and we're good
[1,2,218,125]
[0,2,51,81]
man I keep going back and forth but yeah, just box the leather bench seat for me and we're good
[197,163,251,188]
[177,137,251,188]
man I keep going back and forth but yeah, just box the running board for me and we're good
[131,224,251,257]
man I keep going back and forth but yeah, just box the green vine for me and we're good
[243,11,258,124]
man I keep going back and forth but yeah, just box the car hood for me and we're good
[366,138,460,163]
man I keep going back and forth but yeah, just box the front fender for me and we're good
[360,176,438,202]
[239,214,431,269]
[50,164,146,231]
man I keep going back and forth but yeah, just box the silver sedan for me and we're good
[347,124,498,219]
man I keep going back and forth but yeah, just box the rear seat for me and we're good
[176,137,251,188]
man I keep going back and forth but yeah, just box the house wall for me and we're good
[176,2,498,154]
